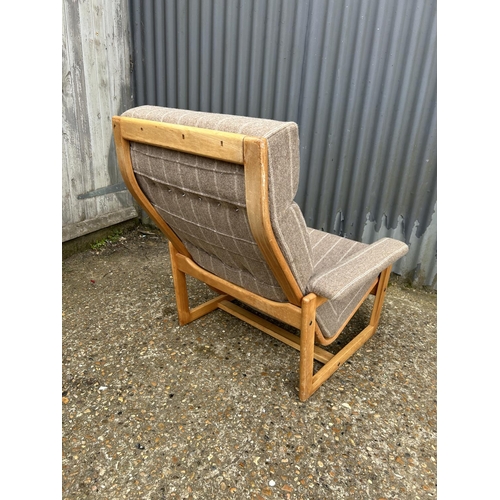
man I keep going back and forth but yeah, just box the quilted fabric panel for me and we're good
[123,106,314,301]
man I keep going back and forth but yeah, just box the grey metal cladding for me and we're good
[128,0,437,287]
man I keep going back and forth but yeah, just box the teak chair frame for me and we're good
[113,116,392,401]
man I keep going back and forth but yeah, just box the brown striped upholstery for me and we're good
[307,228,407,338]
[122,106,408,339]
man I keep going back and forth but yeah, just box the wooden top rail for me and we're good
[115,116,246,164]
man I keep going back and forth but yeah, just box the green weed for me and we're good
[90,229,123,250]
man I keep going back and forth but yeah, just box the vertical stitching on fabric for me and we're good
[223,175,246,292]
[337,285,367,322]
[319,301,339,332]
[292,206,314,270]
[337,241,359,263]
[313,233,344,269]
[311,232,329,250]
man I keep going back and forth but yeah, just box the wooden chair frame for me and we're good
[113,116,392,401]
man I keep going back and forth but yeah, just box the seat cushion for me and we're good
[307,228,377,340]
[307,228,408,339]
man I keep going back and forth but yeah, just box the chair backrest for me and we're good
[114,106,315,305]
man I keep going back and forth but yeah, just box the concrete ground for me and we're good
[62,225,437,500]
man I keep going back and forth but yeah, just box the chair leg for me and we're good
[369,265,392,330]
[169,242,234,326]
[169,242,191,325]
[299,294,319,401]
[299,266,393,401]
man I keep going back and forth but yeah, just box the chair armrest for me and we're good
[306,238,408,300]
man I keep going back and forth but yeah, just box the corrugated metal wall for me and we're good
[62,0,136,242]
[129,0,437,287]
